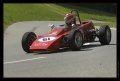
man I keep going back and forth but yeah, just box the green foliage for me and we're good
[4,3,116,30]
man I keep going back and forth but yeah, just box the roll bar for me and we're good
[71,9,81,25]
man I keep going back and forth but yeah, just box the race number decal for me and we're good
[49,31,58,36]
[34,42,48,46]
[38,37,56,42]
[52,31,57,35]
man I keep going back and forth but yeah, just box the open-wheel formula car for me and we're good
[21,9,111,53]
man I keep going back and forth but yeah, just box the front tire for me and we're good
[68,29,83,51]
[21,32,37,53]
[98,25,111,45]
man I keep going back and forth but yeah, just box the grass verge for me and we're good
[4,3,116,31]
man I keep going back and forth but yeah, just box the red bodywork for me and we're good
[30,21,95,52]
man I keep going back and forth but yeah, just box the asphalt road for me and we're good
[3,21,117,78]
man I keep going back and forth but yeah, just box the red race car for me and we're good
[21,9,111,53]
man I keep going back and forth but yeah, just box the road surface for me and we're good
[3,21,117,78]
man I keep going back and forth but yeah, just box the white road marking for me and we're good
[83,43,90,45]
[4,57,46,64]
[110,28,116,30]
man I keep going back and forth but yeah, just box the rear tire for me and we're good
[68,29,83,51]
[21,32,37,53]
[98,25,111,45]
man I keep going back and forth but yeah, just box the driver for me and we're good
[51,13,76,30]
[64,13,76,28]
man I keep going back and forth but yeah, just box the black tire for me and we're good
[21,32,37,53]
[68,29,83,51]
[98,25,111,45]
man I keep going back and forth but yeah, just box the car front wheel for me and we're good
[68,29,83,51]
[21,32,37,53]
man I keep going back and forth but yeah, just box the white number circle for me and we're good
[38,37,56,42]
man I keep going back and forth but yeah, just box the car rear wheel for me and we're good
[98,25,111,45]
[68,29,83,51]
[21,32,37,53]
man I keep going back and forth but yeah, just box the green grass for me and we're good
[4,3,116,30]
